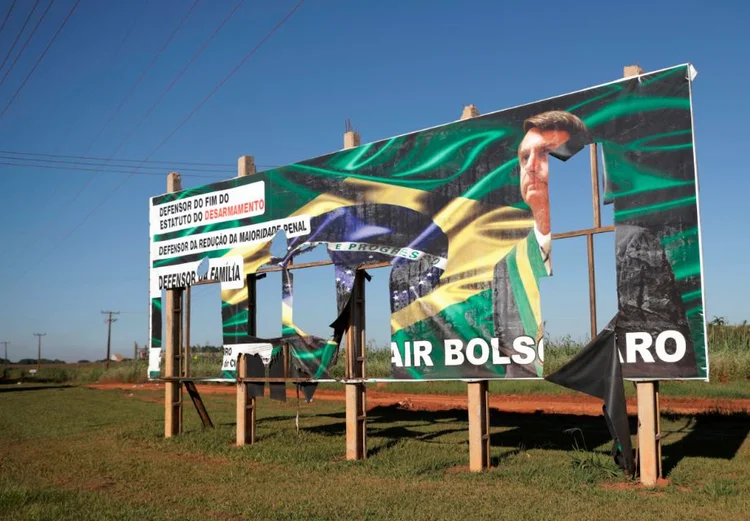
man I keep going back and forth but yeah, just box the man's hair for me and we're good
[523,110,588,136]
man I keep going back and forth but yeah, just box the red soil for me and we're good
[86,382,750,416]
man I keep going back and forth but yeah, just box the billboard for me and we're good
[148,63,707,382]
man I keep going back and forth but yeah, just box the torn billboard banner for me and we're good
[546,316,635,475]
[148,63,707,382]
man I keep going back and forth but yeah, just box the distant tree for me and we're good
[78,360,91,364]
[194,344,221,353]
[710,316,727,327]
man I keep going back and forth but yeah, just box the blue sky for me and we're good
[0,0,747,363]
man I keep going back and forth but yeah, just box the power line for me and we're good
[17,0,243,270]
[55,0,151,152]
[0,160,229,178]
[0,150,279,169]
[0,155,275,264]
[95,0,305,200]
[0,153,240,173]
[1,341,9,364]
[17,0,151,242]
[0,0,81,121]
[149,0,306,159]
[55,0,199,220]
[5,1,198,263]
[111,0,244,161]
[0,0,17,38]
[18,0,304,278]
[0,0,54,91]
[0,149,237,167]
[85,0,200,152]
[100,0,151,74]
[0,0,42,74]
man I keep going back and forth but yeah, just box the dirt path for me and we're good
[86,382,750,416]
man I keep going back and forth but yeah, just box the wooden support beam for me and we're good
[238,223,614,275]
[460,104,480,120]
[587,232,597,341]
[590,143,602,229]
[552,225,614,240]
[468,380,490,472]
[184,381,214,429]
[656,383,663,471]
[345,266,367,461]
[238,155,256,177]
[236,354,256,446]
[622,63,662,486]
[346,382,365,459]
[347,273,367,380]
[164,172,183,438]
[257,259,388,274]
[236,155,258,446]
[623,64,644,78]
[460,104,491,472]
[343,127,361,150]
[588,143,600,340]
[184,285,191,377]
[237,377,320,383]
[342,125,366,460]
[637,381,661,486]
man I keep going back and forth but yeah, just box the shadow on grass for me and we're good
[301,405,749,471]
[0,384,75,393]
[304,405,621,450]
[215,415,303,429]
[661,411,750,476]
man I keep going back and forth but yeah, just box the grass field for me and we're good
[1,385,749,520]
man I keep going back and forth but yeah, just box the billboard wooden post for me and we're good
[238,155,256,178]
[588,143,600,340]
[346,271,366,459]
[343,125,367,460]
[637,380,661,485]
[236,354,256,445]
[184,286,191,377]
[236,156,257,446]
[621,64,663,486]
[460,105,491,472]
[164,172,183,438]
[468,379,490,471]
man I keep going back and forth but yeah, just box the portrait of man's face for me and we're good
[518,127,571,221]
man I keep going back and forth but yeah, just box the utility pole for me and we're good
[101,311,120,369]
[33,333,46,371]
[1,341,9,378]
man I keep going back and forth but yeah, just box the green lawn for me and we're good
[1,385,749,520]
